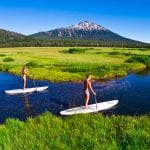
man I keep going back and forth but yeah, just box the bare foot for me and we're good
[85,105,88,109]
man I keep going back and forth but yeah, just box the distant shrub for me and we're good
[63,65,90,73]
[96,65,113,72]
[68,48,89,54]
[124,52,132,56]
[112,48,117,50]
[139,48,150,51]
[0,54,6,57]
[127,55,150,65]
[3,57,15,62]
[26,61,42,68]
[0,64,14,71]
[109,51,120,55]
[63,64,113,74]
[96,52,101,54]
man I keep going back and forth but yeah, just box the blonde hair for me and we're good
[86,74,91,78]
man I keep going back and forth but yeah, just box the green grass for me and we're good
[127,55,150,65]
[3,57,15,62]
[0,112,150,150]
[68,48,92,53]
[25,61,43,68]
[0,54,6,57]
[0,47,149,82]
[109,51,120,55]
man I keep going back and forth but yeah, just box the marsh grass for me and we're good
[123,52,132,56]
[26,61,43,68]
[127,55,150,65]
[139,48,150,51]
[0,112,150,150]
[109,51,120,55]
[3,57,15,62]
[0,47,148,81]
[0,54,6,57]
[68,48,90,53]
[0,64,16,71]
[62,63,141,77]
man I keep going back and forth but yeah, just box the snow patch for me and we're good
[68,21,107,31]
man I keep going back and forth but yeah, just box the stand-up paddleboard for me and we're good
[60,100,119,115]
[5,86,48,95]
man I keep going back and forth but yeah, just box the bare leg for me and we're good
[23,77,26,90]
[85,91,90,109]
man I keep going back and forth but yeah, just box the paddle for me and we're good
[29,75,37,90]
[94,94,98,112]
[32,78,36,87]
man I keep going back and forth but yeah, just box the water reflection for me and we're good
[22,95,32,118]
[134,68,150,76]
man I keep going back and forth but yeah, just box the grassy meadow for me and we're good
[0,112,150,150]
[0,47,150,82]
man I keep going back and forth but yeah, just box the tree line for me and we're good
[0,37,150,48]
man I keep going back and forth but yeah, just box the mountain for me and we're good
[0,29,37,47]
[0,29,25,43]
[30,21,147,45]
[31,21,109,39]
[0,21,150,47]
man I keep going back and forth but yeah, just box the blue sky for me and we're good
[0,0,150,43]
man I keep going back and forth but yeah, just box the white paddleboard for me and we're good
[60,100,119,115]
[5,86,48,95]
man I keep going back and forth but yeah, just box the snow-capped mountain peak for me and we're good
[69,21,107,31]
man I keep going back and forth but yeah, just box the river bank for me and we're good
[0,112,150,149]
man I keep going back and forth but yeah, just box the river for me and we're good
[0,70,150,123]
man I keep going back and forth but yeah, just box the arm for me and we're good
[24,69,27,75]
[88,80,96,95]
[25,69,27,75]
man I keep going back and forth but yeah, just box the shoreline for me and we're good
[0,65,146,83]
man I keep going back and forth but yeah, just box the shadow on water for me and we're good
[22,95,32,119]
[0,70,150,123]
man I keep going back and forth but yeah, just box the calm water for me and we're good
[0,70,150,123]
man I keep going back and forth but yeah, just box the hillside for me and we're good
[0,29,39,47]
[0,21,150,47]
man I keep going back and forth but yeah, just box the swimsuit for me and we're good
[22,75,26,79]
[84,80,90,96]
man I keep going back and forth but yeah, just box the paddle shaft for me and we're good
[94,94,98,111]
[33,79,36,87]
[32,79,38,91]
[30,75,37,91]
[30,75,36,87]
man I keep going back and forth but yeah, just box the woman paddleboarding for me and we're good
[22,66,27,90]
[84,74,96,109]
